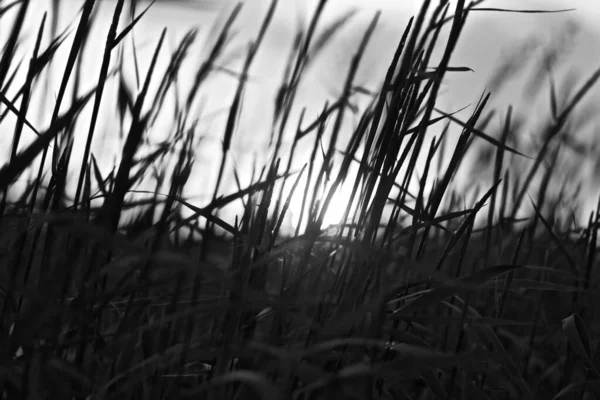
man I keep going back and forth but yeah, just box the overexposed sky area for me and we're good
[1,0,599,229]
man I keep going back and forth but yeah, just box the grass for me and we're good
[0,0,599,399]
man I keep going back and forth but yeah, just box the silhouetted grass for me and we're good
[0,0,597,399]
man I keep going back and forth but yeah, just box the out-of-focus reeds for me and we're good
[0,0,599,399]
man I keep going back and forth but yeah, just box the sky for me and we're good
[2,0,599,230]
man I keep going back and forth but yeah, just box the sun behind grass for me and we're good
[0,1,599,399]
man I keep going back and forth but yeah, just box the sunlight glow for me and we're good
[288,178,359,233]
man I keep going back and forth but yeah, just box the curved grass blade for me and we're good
[0,88,95,190]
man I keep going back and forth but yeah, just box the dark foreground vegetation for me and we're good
[0,0,599,399]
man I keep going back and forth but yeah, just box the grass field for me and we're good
[1,0,600,399]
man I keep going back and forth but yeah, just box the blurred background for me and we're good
[1,0,599,231]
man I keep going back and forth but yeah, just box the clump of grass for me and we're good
[0,0,598,399]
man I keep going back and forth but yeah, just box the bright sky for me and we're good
[2,0,599,230]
